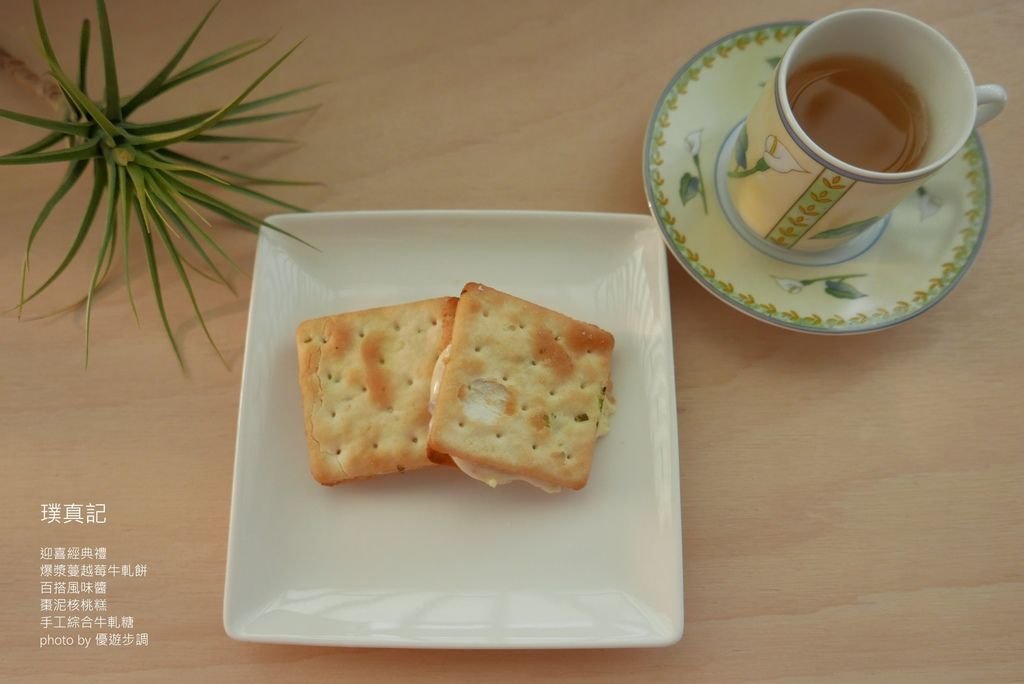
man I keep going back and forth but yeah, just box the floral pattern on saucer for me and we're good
[643,22,991,333]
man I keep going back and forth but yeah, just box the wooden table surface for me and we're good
[1,1,1021,681]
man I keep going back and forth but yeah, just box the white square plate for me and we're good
[224,211,683,648]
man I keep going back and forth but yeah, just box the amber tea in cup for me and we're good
[787,54,929,173]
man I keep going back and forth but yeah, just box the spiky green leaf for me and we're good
[8,131,65,156]
[0,139,99,165]
[148,171,244,278]
[129,150,229,189]
[94,0,122,120]
[166,174,317,249]
[117,165,139,324]
[133,196,183,366]
[205,104,320,129]
[156,37,270,91]
[32,0,119,139]
[77,19,91,91]
[157,149,319,186]
[96,193,119,285]
[121,1,221,115]
[123,83,325,135]
[16,160,105,312]
[57,84,85,122]
[190,133,298,144]
[124,165,151,214]
[143,185,227,366]
[125,38,272,118]
[150,190,237,291]
[185,173,307,213]
[138,41,303,148]
[0,108,91,135]
[15,160,89,314]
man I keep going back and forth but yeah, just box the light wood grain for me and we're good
[1,1,1022,682]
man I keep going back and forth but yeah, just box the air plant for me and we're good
[1,0,320,366]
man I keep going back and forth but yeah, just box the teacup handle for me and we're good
[976,84,1007,127]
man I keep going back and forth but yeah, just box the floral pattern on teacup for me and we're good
[763,135,807,173]
[728,125,808,178]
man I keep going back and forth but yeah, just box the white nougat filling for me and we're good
[449,457,562,494]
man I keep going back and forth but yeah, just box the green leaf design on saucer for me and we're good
[772,274,867,298]
[810,216,882,240]
[734,123,749,169]
[916,186,942,220]
[824,279,867,299]
[679,173,700,206]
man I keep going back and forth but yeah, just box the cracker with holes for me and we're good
[296,297,458,485]
[428,283,615,492]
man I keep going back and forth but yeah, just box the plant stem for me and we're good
[727,158,769,178]
[799,274,866,285]
[694,154,707,214]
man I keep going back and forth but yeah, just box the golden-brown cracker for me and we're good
[295,297,457,485]
[427,283,614,490]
